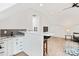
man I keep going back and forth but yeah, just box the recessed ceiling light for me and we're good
[40,3,43,7]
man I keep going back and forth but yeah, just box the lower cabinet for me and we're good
[0,32,43,56]
[7,38,14,56]
[13,37,25,55]
[24,32,43,56]
[0,38,8,56]
[0,36,25,56]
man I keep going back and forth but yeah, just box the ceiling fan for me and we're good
[63,3,79,11]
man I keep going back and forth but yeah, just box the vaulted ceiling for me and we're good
[0,3,79,27]
[0,3,16,12]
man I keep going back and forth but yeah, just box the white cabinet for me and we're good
[7,38,14,56]
[3,39,8,56]
[24,32,43,56]
[0,38,8,56]
[0,36,25,56]
[1,37,14,56]
[0,32,43,56]
[12,36,25,55]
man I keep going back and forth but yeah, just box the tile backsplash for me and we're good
[0,29,26,37]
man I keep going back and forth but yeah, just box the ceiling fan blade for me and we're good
[72,3,77,7]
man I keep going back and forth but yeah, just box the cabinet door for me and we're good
[7,38,14,56]
[18,37,24,51]
[30,33,43,56]
[3,39,8,56]
[17,37,24,52]
[24,33,32,55]
[12,38,17,55]
[13,37,24,55]
[0,38,8,56]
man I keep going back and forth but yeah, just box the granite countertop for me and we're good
[0,31,26,39]
[0,35,25,39]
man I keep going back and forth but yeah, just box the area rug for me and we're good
[64,40,79,56]
[64,47,79,56]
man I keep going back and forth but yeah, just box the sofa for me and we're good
[73,32,79,42]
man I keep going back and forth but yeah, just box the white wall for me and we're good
[46,15,79,37]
